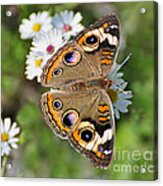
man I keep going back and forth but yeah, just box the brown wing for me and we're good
[41,89,115,168]
[75,13,120,77]
[68,90,115,168]
[41,41,100,89]
[40,89,98,139]
[41,14,120,89]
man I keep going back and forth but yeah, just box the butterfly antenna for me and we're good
[108,53,132,95]
[111,83,131,95]
[117,53,132,71]
[109,53,132,77]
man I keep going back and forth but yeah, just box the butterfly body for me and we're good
[40,14,120,168]
[57,77,113,92]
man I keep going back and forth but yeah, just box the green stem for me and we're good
[1,156,8,176]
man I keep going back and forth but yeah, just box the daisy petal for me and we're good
[11,143,18,149]
[72,12,83,25]
[4,118,11,132]
[9,127,20,138]
[8,137,19,143]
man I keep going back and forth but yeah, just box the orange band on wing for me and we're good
[47,47,73,83]
[78,34,90,45]
[103,22,111,28]
[102,51,114,56]
[101,58,112,65]
[98,116,110,122]
[98,105,109,112]
[77,32,98,46]
[72,129,88,146]
[73,130,81,141]
[96,151,105,159]
[47,94,70,132]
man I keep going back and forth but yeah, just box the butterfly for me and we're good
[40,13,120,169]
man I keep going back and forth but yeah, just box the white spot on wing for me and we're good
[101,129,112,144]
[110,25,118,29]
[104,149,112,155]
[107,34,118,46]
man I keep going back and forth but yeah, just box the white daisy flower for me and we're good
[1,118,20,156]
[19,11,53,39]
[52,10,84,40]
[31,28,65,58]
[25,51,48,83]
[108,54,133,119]
[107,85,133,120]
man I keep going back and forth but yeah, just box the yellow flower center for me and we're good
[107,88,119,103]
[32,23,42,32]
[35,59,43,67]
[1,132,9,142]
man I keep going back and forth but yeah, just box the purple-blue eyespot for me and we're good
[62,109,79,128]
[98,146,104,152]
[53,67,63,77]
[53,99,63,110]
[63,50,81,66]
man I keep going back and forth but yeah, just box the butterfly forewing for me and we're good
[41,14,120,90]
[41,41,101,89]
[75,13,120,77]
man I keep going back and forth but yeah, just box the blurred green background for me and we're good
[1,1,157,180]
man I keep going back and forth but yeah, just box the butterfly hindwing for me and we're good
[68,90,115,168]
